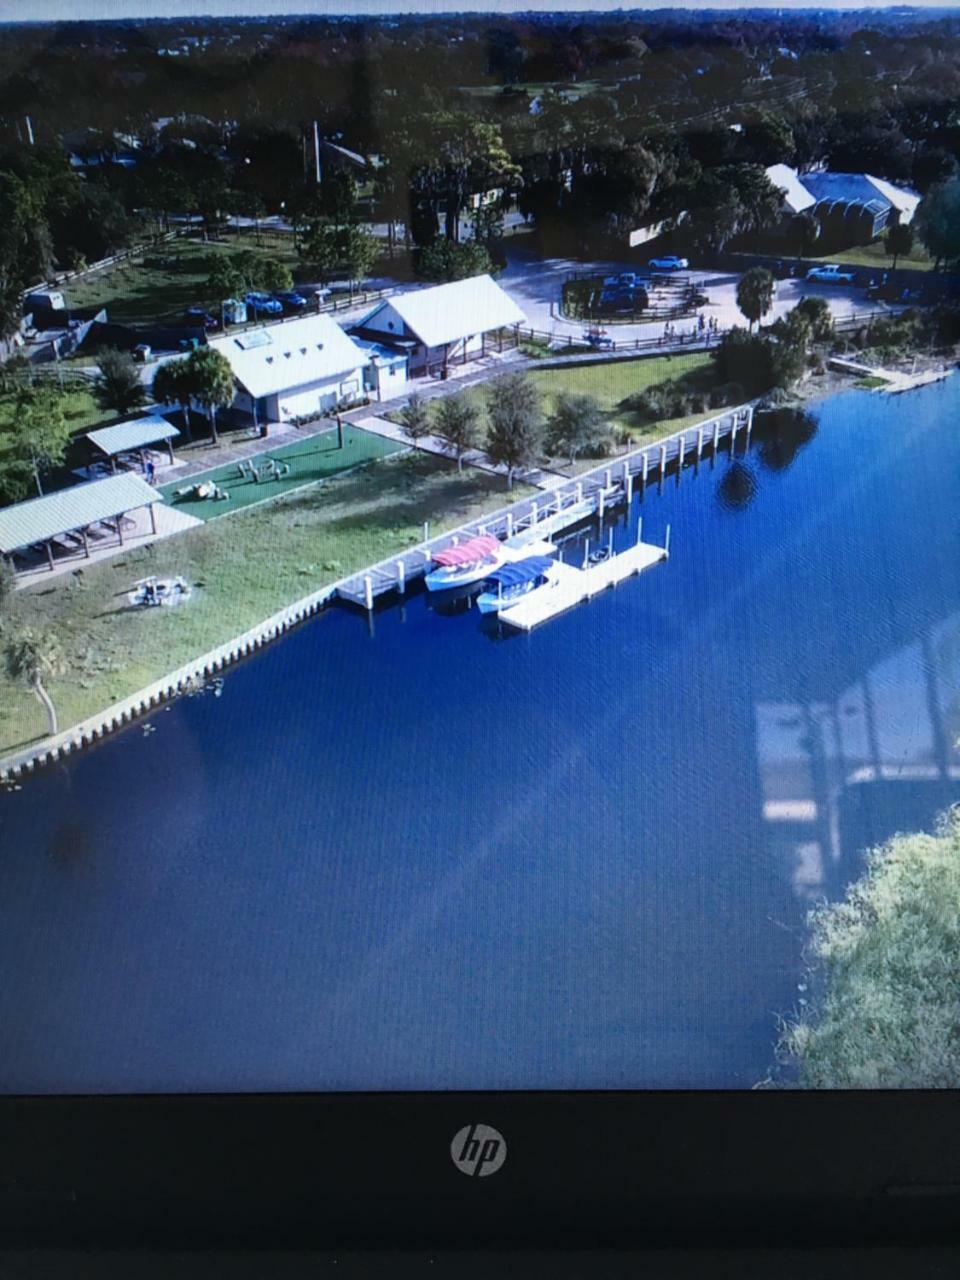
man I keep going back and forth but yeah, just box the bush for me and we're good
[776,807,960,1089]
[0,557,15,616]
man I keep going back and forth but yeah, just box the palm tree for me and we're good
[184,347,236,445]
[5,628,65,737]
[151,358,193,440]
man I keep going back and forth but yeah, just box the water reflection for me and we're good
[718,460,758,510]
[755,407,819,472]
[756,611,960,905]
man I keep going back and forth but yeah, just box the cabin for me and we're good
[206,313,369,428]
[353,274,525,377]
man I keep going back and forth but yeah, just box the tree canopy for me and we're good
[777,808,960,1089]
[485,372,543,489]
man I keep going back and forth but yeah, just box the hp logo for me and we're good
[450,1123,507,1178]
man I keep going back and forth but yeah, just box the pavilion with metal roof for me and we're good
[86,414,180,470]
[0,474,164,574]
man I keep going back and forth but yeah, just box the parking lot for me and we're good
[497,245,900,343]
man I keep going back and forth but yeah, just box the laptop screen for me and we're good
[1,2,958,1100]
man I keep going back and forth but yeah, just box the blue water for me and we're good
[1,381,959,1095]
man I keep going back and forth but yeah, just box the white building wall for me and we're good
[362,301,407,339]
[272,367,366,421]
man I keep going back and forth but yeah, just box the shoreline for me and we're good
[3,353,952,784]
[0,403,757,783]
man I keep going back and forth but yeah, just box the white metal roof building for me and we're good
[0,474,163,572]
[765,163,817,215]
[357,275,526,372]
[87,414,180,468]
[206,314,370,424]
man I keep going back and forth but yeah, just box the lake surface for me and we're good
[1,380,959,1094]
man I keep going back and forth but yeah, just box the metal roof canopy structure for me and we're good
[87,415,180,464]
[362,274,526,349]
[0,474,163,568]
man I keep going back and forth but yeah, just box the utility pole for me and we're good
[24,116,35,146]
[313,121,322,185]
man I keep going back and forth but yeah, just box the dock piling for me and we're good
[712,419,720,453]
[659,444,667,476]
[506,512,513,538]
[697,428,705,461]
[664,524,671,557]
[642,453,649,486]
[678,435,685,470]
[396,560,405,594]
[636,516,643,545]
[423,520,430,542]
[364,575,373,611]
[583,538,590,569]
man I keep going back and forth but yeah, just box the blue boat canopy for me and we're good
[486,555,554,588]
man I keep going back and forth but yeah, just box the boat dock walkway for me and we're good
[498,533,670,632]
[829,356,954,393]
[336,403,755,610]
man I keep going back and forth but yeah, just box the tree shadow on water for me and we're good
[718,461,758,511]
[755,407,819,472]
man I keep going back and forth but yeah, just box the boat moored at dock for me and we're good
[424,534,502,591]
[476,556,558,614]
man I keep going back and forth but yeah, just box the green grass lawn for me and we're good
[61,230,301,328]
[159,425,404,519]
[808,241,935,273]
[0,382,103,437]
[390,353,719,472]
[0,453,532,754]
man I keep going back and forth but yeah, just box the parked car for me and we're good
[805,264,857,285]
[274,290,308,311]
[184,306,218,331]
[245,291,283,315]
[648,255,689,271]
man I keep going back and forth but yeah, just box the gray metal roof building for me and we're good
[0,474,163,572]
[87,415,180,465]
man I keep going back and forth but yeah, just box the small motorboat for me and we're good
[424,533,504,591]
[476,556,556,615]
[128,575,192,608]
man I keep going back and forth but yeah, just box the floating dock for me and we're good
[498,533,669,632]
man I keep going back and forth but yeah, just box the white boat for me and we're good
[424,534,504,591]
[475,556,557,615]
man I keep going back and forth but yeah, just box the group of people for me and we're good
[659,314,721,345]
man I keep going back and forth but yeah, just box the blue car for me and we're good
[245,291,283,316]
[274,290,308,311]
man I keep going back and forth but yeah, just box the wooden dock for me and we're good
[498,536,669,632]
[336,403,754,609]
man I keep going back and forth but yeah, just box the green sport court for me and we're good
[158,425,404,521]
